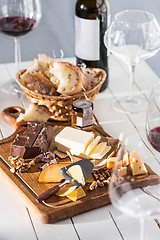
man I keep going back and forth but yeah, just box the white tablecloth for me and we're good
[0,55,160,240]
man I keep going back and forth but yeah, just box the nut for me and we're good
[90,181,98,191]
[89,168,111,190]
[103,179,109,186]
[99,174,105,181]
[92,173,99,180]
[8,156,35,174]
[28,160,35,166]
[97,180,104,187]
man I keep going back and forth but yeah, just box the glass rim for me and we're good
[152,81,160,89]
[114,9,156,25]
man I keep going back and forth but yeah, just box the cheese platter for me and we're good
[0,106,160,224]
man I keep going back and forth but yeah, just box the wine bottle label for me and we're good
[75,16,100,61]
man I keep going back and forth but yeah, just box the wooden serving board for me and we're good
[0,115,160,224]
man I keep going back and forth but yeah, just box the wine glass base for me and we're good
[1,79,23,95]
[112,95,147,113]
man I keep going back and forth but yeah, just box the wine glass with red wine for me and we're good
[0,0,41,93]
[146,82,160,152]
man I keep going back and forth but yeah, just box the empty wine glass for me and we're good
[0,0,42,93]
[109,134,160,240]
[104,10,160,113]
[146,82,160,152]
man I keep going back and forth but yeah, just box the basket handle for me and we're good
[1,106,25,129]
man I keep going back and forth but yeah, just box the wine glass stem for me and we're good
[14,37,21,73]
[128,65,136,101]
[140,218,145,240]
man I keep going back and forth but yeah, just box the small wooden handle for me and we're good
[1,106,25,129]
[36,185,60,203]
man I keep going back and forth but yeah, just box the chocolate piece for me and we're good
[11,122,55,159]
[38,159,59,171]
[35,151,59,171]
[33,134,48,153]
[35,151,58,163]
[11,133,40,159]
[25,121,42,134]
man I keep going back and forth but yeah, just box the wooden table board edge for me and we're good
[0,157,113,224]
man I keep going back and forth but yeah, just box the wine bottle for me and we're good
[75,0,110,92]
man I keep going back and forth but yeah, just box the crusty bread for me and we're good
[37,54,53,72]
[19,54,91,96]
[20,54,54,88]
[16,103,52,126]
[48,61,89,95]
[24,54,54,74]
[28,72,59,95]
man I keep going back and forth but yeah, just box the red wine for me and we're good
[75,0,110,92]
[147,126,160,152]
[0,16,36,37]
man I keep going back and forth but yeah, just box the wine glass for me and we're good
[146,82,160,152]
[104,10,160,113]
[0,0,42,94]
[109,134,160,240]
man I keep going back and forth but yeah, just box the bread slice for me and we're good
[37,54,53,72]
[28,72,59,95]
[48,61,88,95]
[25,54,54,74]
[16,103,52,126]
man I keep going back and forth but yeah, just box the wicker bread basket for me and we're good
[16,68,106,121]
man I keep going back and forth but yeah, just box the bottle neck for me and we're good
[76,0,108,19]
[77,0,107,8]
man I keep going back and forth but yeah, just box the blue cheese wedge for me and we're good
[55,127,94,156]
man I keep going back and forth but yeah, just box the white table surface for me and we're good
[0,55,160,240]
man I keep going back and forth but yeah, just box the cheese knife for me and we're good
[36,158,94,203]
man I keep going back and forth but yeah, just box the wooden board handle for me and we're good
[36,185,60,203]
[1,106,25,128]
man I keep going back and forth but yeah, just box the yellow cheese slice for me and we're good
[68,165,85,185]
[96,145,111,159]
[56,185,77,197]
[87,174,94,183]
[38,163,70,183]
[55,127,94,156]
[85,135,101,156]
[107,157,116,169]
[77,152,91,159]
[89,143,111,160]
[107,157,122,170]
[89,142,106,158]
[67,187,86,201]
[130,150,148,176]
